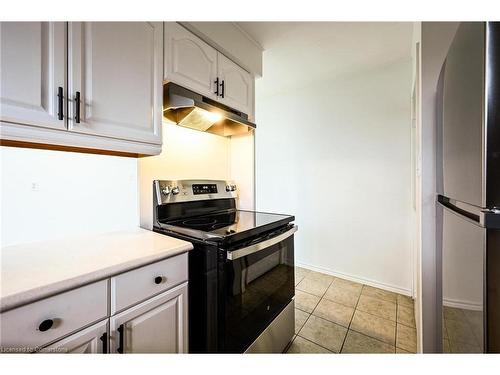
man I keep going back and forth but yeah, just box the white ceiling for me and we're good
[236,22,414,95]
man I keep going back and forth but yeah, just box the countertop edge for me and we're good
[0,242,193,313]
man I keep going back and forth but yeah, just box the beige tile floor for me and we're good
[442,306,483,353]
[287,267,417,354]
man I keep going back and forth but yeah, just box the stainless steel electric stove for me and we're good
[152,179,296,353]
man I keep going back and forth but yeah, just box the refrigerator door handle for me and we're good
[437,195,481,225]
[480,208,500,229]
[438,195,500,229]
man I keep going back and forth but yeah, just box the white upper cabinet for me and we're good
[0,22,66,130]
[164,22,255,117]
[68,22,162,145]
[1,22,163,155]
[164,22,218,99]
[217,53,254,116]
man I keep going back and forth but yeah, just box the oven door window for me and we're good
[221,233,294,353]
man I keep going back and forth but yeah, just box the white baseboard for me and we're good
[443,298,483,311]
[296,261,412,297]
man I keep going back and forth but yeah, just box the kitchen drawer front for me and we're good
[111,253,188,314]
[0,280,108,351]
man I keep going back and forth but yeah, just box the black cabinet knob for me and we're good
[39,319,54,332]
[154,276,163,284]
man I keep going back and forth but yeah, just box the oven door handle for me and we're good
[227,225,298,260]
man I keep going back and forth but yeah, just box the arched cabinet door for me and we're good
[164,23,218,99]
[217,53,254,117]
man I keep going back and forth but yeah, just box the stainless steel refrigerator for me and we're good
[437,22,500,353]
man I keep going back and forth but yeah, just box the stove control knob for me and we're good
[171,186,180,195]
[231,184,237,191]
[161,186,171,195]
[225,185,231,192]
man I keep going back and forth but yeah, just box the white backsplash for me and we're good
[0,146,139,247]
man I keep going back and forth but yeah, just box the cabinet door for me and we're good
[217,53,254,116]
[0,22,66,130]
[68,22,162,145]
[110,283,188,354]
[164,22,218,99]
[39,320,108,354]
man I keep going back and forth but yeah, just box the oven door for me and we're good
[219,225,297,353]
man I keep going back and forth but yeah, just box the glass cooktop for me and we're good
[158,210,294,242]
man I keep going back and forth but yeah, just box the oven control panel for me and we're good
[192,184,218,195]
[154,180,237,204]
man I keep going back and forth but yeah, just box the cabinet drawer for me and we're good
[110,253,188,314]
[0,280,108,351]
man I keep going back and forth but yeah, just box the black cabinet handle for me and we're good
[100,332,108,354]
[74,91,81,123]
[117,324,124,353]
[57,87,64,121]
[220,80,225,98]
[214,77,219,96]
[154,276,163,284]
[38,319,54,332]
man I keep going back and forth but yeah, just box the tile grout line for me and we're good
[307,276,334,318]
[347,327,399,350]
[353,298,402,324]
[298,275,335,315]
[295,333,335,353]
[339,283,363,353]
[396,302,417,328]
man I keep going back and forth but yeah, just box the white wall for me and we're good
[138,123,255,228]
[255,59,414,295]
[0,146,138,247]
[139,123,229,229]
[1,124,255,246]
[230,133,255,210]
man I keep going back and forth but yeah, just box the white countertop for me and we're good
[0,228,193,312]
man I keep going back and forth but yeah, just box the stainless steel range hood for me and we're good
[163,82,256,137]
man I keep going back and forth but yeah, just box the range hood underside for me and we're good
[163,83,255,137]
[163,107,252,137]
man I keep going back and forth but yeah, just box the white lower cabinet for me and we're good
[0,254,189,354]
[110,252,188,314]
[109,282,188,354]
[40,320,108,354]
[0,279,108,351]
